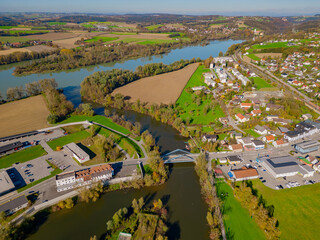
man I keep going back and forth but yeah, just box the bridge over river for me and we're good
[162,149,201,164]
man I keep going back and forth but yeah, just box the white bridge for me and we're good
[162,149,198,164]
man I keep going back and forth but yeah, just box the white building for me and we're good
[64,142,90,163]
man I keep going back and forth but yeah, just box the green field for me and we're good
[47,22,66,26]
[245,129,261,138]
[251,42,289,50]
[110,32,137,35]
[216,181,265,240]
[0,145,47,169]
[118,38,145,43]
[247,54,261,61]
[0,26,15,29]
[59,115,132,135]
[47,130,91,150]
[145,24,164,30]
[0,36,34,43]
[137,39,177,45]
[250,77,273,90]
[176,65,225,125]
[85,36,119,43]
[253,180,320,240]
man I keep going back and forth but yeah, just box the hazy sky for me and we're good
[1,0,320,16]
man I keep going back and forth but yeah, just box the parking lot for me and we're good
[218,146,320,190]
[13,158,52,185]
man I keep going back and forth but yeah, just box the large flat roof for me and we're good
[0,171,15,194]
[64,142,89,161]
[0,195,27,213]
[261,156,308,175]
[0,141,23,154]
[0,131,39,142]
[296,140,320,149]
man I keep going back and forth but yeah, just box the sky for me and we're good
[1,0,320,16]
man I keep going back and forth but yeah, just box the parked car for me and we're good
[30,179,34,182]
[262,180,266,183]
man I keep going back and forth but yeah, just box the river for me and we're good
[0,39,241,240]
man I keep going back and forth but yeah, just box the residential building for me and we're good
[227,155,243,164]
[278,127,289,134]
[231,166,259,181]
[254,125,268,135]
[56,164,114,192]
[295,141,320,153]
[192,86,206,91]
[251,109,262,116]
[235,113,248,123]
[263,135,275,143]
[240,102,253,110]
[64,142,90,163]
[202,134,218,143]
[228,144,243,152]
[252,140,265,150]
[237,137,253,146]
[0,195,28,216]
[219,117,229,125]
[273,139,289,148]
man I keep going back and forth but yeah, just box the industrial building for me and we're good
[64,142,90,163]
[0,141,23,155]
[260,155,315,178]
[295,140,320,154]
[231,166,259,181]
[0,171,16,196]
[0,195,28,216]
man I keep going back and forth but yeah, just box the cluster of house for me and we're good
[3,40,50,48]
[55,164,114,192]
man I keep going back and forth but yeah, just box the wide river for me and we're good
[0,39,241,240]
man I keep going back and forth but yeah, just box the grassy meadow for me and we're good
[176,65,225,125]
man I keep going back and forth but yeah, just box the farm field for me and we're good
[250,42,289,50]
[254,53,282,58]
[0,95,50,138]
[216,181,265,240]
[250,77,273,89]
[0,48,31,56]
[0,145,47,169]
[84,36,119,43]
[47,130,91,150]
[112,63,199,105]
[253,180,320,240]
[247,54,261,61]
[145,24,164,30]
[176,65,226,125]
[0,36,35,43]
[46,22,66,26]
[21,32,82,41]
[24,45,56,53]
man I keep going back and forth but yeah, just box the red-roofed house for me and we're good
[251,109,262,116]
[235,113,248,123]
[240,102,254,110]
[272,139,289,148]
[263,135,275,143]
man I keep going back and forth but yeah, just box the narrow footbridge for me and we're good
[162,149,199,164]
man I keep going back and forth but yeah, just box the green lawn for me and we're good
[176,65,225,125]
[85,36,119,43]
[247,54,261,61]
[245,129,261,138]
[216,181,265,240]
[17,168,62,193]
[145,24,164,30]
[47,131,91,150]
[0,145,47,169]
[251,42,289,50]
[81,23,95,28]
[253,180,320,240]
[59,115,132,135]
[118,38,145,43]
[250,77,273,90]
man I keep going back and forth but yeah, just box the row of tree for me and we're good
[13,40,202,75]
[195,154,222,240]
[234,181,280,240]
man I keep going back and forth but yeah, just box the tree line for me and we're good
[80,59,200,102]
[0,49,59,65]
[13,40,202,75]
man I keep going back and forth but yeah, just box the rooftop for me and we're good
[0,195,28,213]
[232,167,258,179]
[295,140,320,149]
[0,171,15,194]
